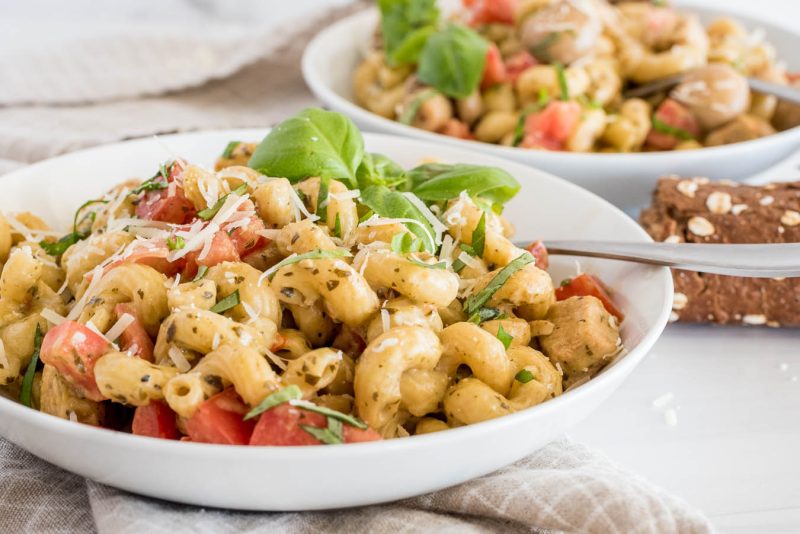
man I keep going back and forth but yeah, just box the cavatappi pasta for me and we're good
[0,108,625,445]
[354,0,799,153]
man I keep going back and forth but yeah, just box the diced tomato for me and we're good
[646,99,701,150]
[249,404,382,446]
[40,321,112,401]
[437,119,475,140]
[480,43,508,89]
[113,303,154,361]
[525,240,549,270]
[505,50,537,83]
[181,230,240,279]
[556,273,625,322]
[464,0,518,25]
[135,163,197,224]
[102,244,184,278]
[228,199,267,256]
[520,101,582,151]
[132,401,180,440]
[185,389,255,445]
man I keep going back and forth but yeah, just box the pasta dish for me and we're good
[353,0,798,152]
[0,108,624,445]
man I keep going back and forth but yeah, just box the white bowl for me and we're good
[302,5,800,209]
[0,130,672,510]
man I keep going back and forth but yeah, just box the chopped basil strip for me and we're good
[555,62,570,101]
[496,324,513,350]
[132,163,172,195]
[409,257,448,269]
[515,369,534,384]
[222,141,241,159]
[210,289,240,314]
[244,385,303,420]
[40,233,81,257]
[463,253,535,317]
[166,235,185,251]
[19,324,43,408]
[192,265,209,282]
[358,209,375,223]
[452,258,467,273]
[40,199,109,257]
[399,89,437,125]
[289,399,368,429]
[267,248,353,280]
[560,278,572,287]
[472,212,486,258]
[300,417,344,445]
[197,184,248,221]
[391,232,423,254]
[652,116,695,141]
[467,306,506,324]
[316,176,330,222]
[333,212,342,239]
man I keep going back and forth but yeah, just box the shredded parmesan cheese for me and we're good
[211,332,221,350]
[329,189,361,202]
[401,192,446,244]
[257,229,281,240]
[381,309,390,333]
[288,187,320,223]
[168,346,192,372]
[67,265,105,320]
[40,308,66,326]
[105,313,135,343]
[457,251,482,270]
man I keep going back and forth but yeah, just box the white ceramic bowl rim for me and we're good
[0,130,673,462]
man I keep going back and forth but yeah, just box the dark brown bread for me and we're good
[640,176,800,327]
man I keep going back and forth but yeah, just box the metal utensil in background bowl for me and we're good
[0,130,671,510]
[301,5,800,210]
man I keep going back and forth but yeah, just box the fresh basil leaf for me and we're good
[248,108,364,189]
[515,369,534,384]
[210,289,240,314]
[459,243,476,256]
[467,307,506,324]
[333,213,342,239]
[19,324,43,408]
[555,62,570,101]
[197,184,248,221]
[360,186,436,253]
[417,24,489,99]
[407,163,520,205]
[222,141,241,159]
[300,419,344,445]
[244,385,303,420]
[290,399,368,429]
[316,176,331,222]
[391,25,437,65]
[399,89,438,125]
[378,0,439,65]
[267,248,353,280]
[166,235,185,251]
[391,232,423,254]
[356,153,406,190]
[652,116,695,141]
[472,212,486,258]
[496,324,513,350]
[192,265,209,282]
[463,253,535,316]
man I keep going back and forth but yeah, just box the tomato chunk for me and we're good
[181,231,240,279]
[228,200,267,256]
[465,0,518,25]
[505,50,537,83]
[135,163,197,224]
[555,273,625,321]
[525,240,549,270]
[646,99,701,150]
[481,43,508,88]
[40,321,112,401]
[113,303,154,361]
[132,401,179,440]
[249,404,382,446]
[521,101,582,151]
[185,389,255,445]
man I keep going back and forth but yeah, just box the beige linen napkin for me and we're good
[0,1,712,532]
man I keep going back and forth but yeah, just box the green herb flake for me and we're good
[333,212,342,239]
[651,116,695,141]
[391,232,423,254]
[210,289,240,314]
[197,184,248,221]
[192,265,209,282]
[515,369,534,384]
[301,416,345,445]
[244,385,303,420]
[290,399,368,429]
[452,258,467,273]
[463,253,535,317]
[222,141,241,159]
[409,257,448,270]
[496,324,513,350]
[316,176,331,222]
[19,324,43,408]
[472,212,486,258]
[40,233,81,257]
[467,307,506,324]
[555,62,570,101]
[166,235,185,251]
[267,248,353,280]
[560,278,572,287]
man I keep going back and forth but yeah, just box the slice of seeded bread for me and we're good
[639,176,800,327]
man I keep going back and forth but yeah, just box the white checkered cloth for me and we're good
[0,1,712,532]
